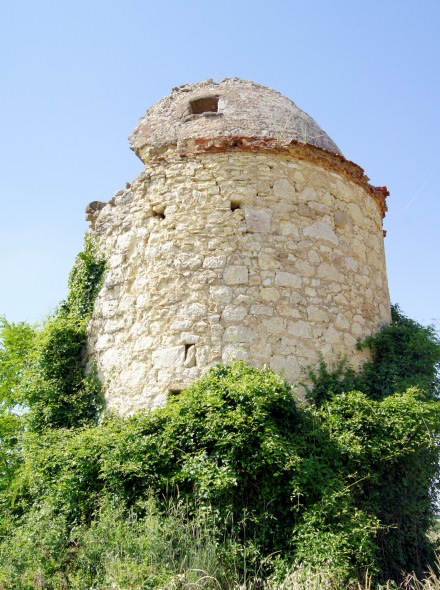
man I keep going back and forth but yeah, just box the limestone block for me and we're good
[335,210,352,230]
[279,221,299,237]
[307,306,329,323]
[208,314,221,325]
[222,344,249,362]
[352,322,364,336]
[308,250,320,264]
[195,346,210,366]
[262,317,285,335]
[244,208,272,233]
[177,303,207,319]
[221,305,248,324]
[180,333,201,344]
[303,221,339,245]
[325,327,341,345]
[157,369,174,383]
[94,333,113,351]
[297,203,317,219]
[223,326,255,343]
[260,287,280,302]
[348,203,364,224]
[298,186,317,202]
[258,252,280,270]
[116,232,136,253]
[295,260,315,277]
[133,335,155,351]
[310,201,331,215]
[182,367,200,381]
[210,285,233,304]
[170,319,193,330]
[345,256,359,272]
[275,272,302,288]
[203,256,227,269]
[335,314,350,330]
[317,262,344,282]
[250,304,274,316]
[174,254,203,270]
[287,320,312,339]
[273,178,296,199]
[223,266,249,285]
[252,340,272,358]
[277,304,301,318]
[99,349,121,372]
[183,345,197,368]
[152,346,185,368]
[269,354,300,382]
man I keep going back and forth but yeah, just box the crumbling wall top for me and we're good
[129,78,342,160]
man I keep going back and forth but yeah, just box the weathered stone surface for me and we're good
[221,306,248,324]
[129,78,342,160]
[275,272,302,289]
[303,221,339,245]
[244,208,272,233]
[86,80,390,415]
[152,346,185,368]
[223,266,249,285]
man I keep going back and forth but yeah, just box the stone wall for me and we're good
[87,144,391,414]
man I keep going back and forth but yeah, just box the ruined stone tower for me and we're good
[86,78,391,414]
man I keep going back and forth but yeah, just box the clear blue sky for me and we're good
[1,0,439,329]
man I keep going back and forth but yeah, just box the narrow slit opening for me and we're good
[184,344,193,360]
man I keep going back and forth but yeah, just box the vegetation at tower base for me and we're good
[0,234,439,588]
[306,304,440,405]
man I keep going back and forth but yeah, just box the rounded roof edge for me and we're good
[129,78,342,157]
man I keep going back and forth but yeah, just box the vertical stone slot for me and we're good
[183,344,196,368]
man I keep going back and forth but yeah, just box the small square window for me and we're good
[189,96,219,115]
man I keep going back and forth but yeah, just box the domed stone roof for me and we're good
[129,78,342,157]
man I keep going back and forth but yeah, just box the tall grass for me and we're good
[1,496,439,589]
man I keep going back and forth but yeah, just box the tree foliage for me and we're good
[1,362,439,586]
[0,235,106,432]
[306,304,440,405]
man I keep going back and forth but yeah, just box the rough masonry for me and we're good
[86,78,391,414]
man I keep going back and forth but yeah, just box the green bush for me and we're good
[306,304,440,405]
[0,235,105,432]
[358,304,440,400]
[1,362,438,586]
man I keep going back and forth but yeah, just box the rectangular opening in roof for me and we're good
[190,96,219,114]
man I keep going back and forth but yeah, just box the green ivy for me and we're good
[2,362,438,586]
[0,235,106,433]
[306,304,440,405]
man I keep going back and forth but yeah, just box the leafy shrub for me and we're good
[2,362,439,586]
[358,304,440,400]
[306,304,440,405]
[0,235,105,432]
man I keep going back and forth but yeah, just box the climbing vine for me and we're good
[0,234,106,431]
